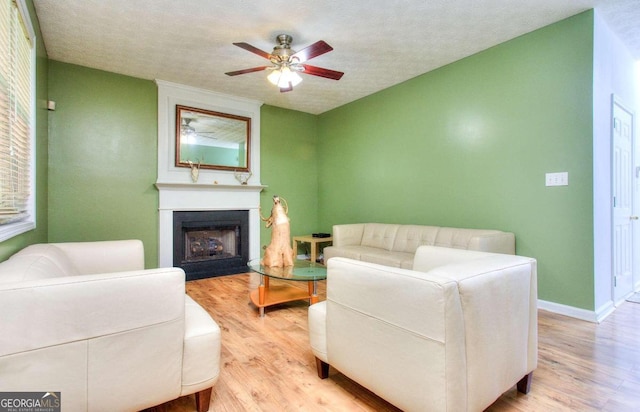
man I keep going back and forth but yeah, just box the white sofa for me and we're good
[309,246,537,412]
[324,223,515,268]
[0,240,221,412]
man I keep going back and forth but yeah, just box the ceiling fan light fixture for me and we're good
[266,69,280,85]
[267,66,302,89]
[180,120,197,143]
[181,124,195,135]
[227,35,343,92]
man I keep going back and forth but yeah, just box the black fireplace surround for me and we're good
[173,210,249,280]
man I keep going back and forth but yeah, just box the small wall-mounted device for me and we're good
[47,100,56,111]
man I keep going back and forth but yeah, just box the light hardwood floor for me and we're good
[152,273,640,412]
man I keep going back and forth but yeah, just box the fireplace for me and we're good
[173,210,249,280]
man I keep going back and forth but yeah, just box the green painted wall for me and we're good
[0,0,49,260]
[47,61,159,268]
[317,12,595,309]
[259,105,319,254]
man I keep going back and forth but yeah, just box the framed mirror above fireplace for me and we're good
[175,105,251,172]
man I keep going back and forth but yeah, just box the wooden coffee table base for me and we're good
[249,277,319,317]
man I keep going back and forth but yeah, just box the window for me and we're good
[0,0,35,241]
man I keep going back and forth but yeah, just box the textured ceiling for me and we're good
[33,0,639,115]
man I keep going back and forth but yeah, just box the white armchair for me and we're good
[0,240,220,412]
[309,246,537,411]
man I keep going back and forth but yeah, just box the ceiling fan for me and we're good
[225,34,344,92]
[181,118,217,139]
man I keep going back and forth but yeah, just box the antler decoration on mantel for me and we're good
[234,170,252,185]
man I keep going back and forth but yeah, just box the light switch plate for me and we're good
[545,172,568,186]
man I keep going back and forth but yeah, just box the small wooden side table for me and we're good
[292,235,333,264]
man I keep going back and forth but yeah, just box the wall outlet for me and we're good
[545,172,569,186]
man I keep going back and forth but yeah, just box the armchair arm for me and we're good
[51,239,145,273]
[423,251,538,409]
[467,231,516,254]
[0,267,185,357]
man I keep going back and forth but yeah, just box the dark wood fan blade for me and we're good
[291,40,333,63]
[301,64,344,80]
[225,66,270,76]
[232,42,272,60]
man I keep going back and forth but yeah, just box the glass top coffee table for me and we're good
[248,259,327,317]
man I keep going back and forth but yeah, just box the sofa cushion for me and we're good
[0,244,80,284]
[358,249,414,268]
[325,245,414,269]
[361,224,400,251]
[392,225,441,253]
[434,228,508,251]
[413,246,492,272]
[325,245,370,261]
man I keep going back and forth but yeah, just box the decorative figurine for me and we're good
[259,195,294,267]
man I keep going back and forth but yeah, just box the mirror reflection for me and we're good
[176,105,251,171]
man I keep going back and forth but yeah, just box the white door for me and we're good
[612,97,635,303]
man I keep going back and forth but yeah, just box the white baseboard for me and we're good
[594,301,616,323]
[537,299,614,323]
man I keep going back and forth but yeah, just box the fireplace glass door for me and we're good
[173,210,249,280]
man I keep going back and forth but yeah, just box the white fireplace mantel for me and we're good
[155,81,265,268]
[156,182,266,198]
[156,182,265,268]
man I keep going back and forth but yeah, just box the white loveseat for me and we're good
[324,223,515,268]
[0,240,221,412]
[309,246,537,411]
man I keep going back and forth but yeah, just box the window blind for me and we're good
[0,0,32,225]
